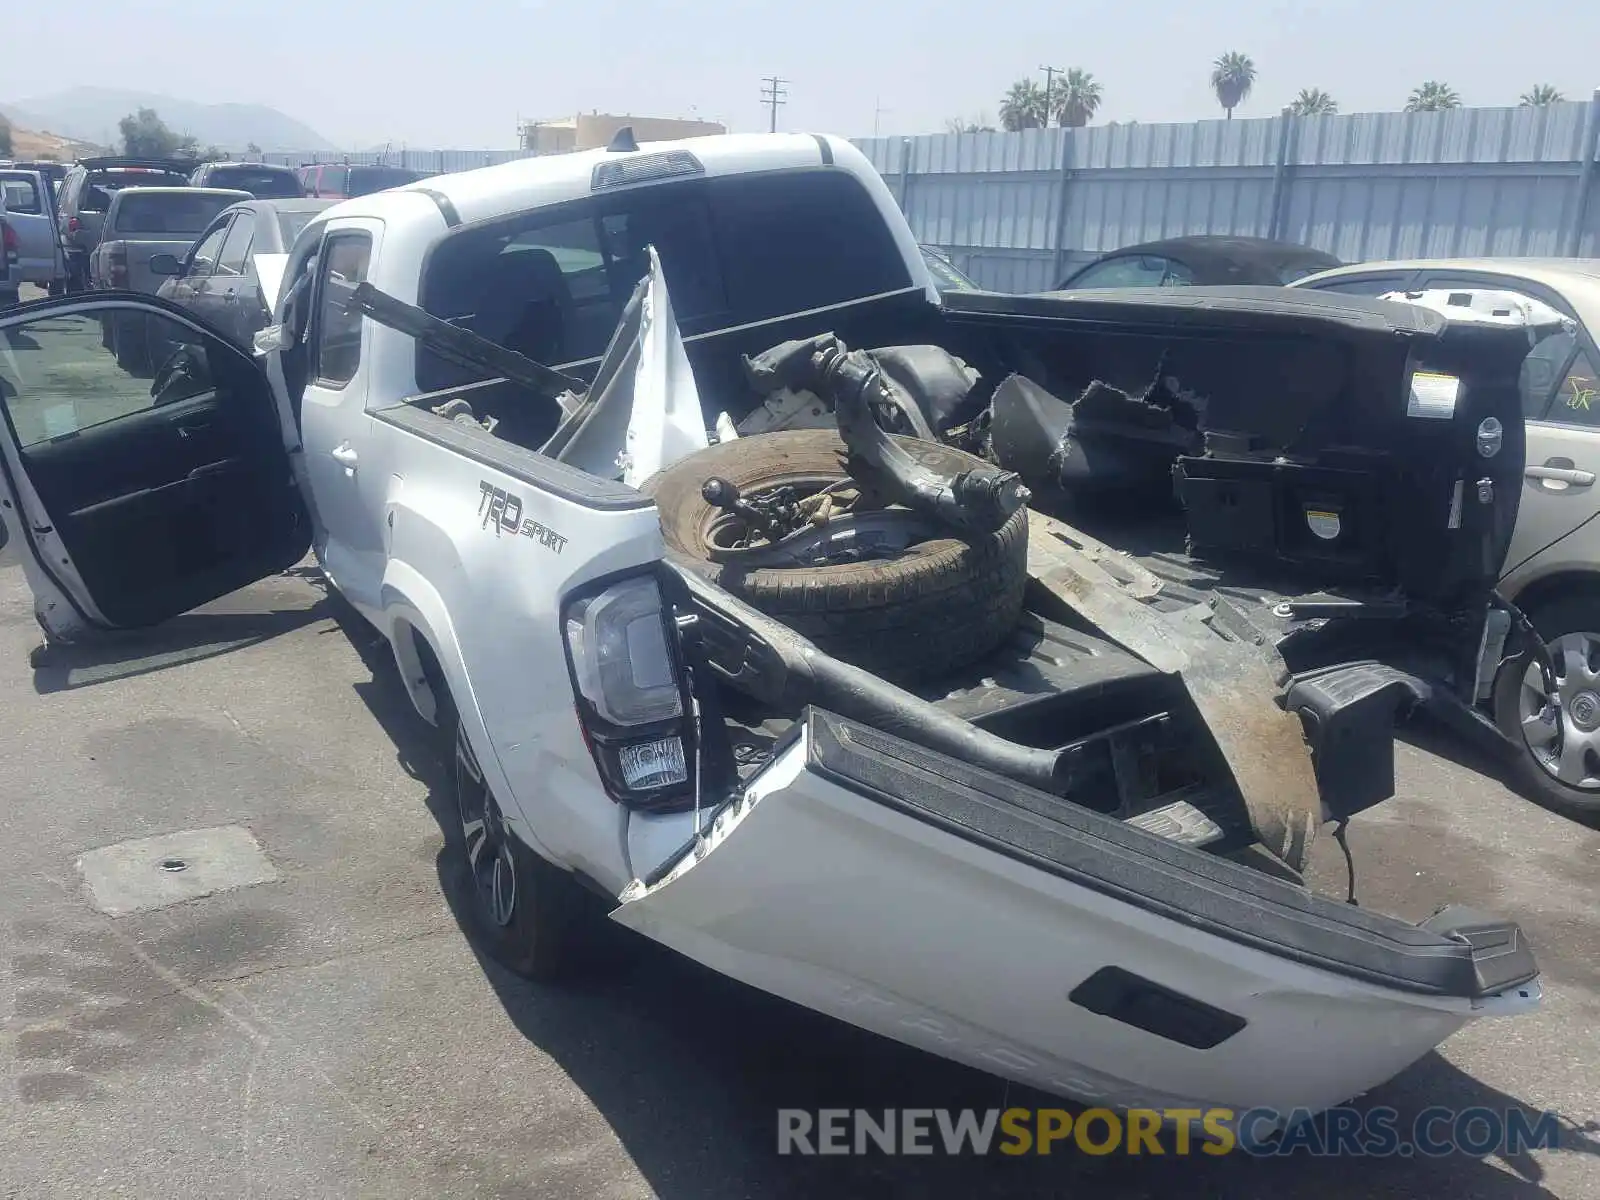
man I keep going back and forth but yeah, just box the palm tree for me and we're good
[999,80,1047,131]
[1286,88,1338,116]
[1051,68,1104,128]
[945,115,998,134]
[1405,81,1462,112]
[1211,52,1256,119]
[1521,84,1565,106]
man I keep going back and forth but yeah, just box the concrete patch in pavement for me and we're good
[76,825,279,917]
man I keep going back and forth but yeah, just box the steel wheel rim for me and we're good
[1519,630,1600,790]
[456,728,518,927]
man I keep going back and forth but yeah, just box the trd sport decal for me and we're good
[478,481,568,554]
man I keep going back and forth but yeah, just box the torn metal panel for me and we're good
[1025,508,1323,873]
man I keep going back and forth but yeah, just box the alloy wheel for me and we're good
[455,727,518,927]
[1519,631,1600,790]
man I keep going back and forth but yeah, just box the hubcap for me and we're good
[1518,631,1600,790]
[456,729,518,927]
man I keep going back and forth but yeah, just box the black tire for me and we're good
[1492,592,1600,822]
[452,718,590,979]
[643,429,1028,685]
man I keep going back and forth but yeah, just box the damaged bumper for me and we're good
[615,708,1540,1118]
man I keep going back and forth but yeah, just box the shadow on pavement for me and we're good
[326,599,1580,1200]
[29,593,333,694]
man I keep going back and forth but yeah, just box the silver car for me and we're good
[1296,259,1600,820]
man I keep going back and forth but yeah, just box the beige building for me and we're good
[518,112,726,155]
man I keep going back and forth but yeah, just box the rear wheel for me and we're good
[453,719,589,979]
[1493,593,1600,821]
[644,429,1029,685]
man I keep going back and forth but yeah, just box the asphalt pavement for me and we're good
[0,562,1596,1199]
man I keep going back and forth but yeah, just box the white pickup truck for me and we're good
[0,132,1544,1127]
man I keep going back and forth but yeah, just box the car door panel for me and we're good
[0,296,310,633]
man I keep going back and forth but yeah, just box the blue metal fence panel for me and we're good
[261,101,1600,293]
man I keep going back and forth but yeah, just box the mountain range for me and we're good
[0,87,335,152]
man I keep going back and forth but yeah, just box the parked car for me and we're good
[88,187,251,372]
[0,135,1542,1127]
[3,160,69,191]
[297,162,428,199]
[1294,258,1600,819]
[54,157,195,292]
[0,167,67,292]
[187,161,304,199]
[919,244,980,293]
[0,197,15,308]
[1056,235,1342,291]
[152,198,335,349]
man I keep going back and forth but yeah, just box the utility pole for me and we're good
[761,75,789,133]
[874,96,890,137]
[1039,64,1063,128]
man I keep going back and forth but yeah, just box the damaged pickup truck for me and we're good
[0,132,1542,1126]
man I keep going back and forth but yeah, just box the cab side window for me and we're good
[313,232,372,387]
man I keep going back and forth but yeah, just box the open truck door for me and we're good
[0,294,311,642]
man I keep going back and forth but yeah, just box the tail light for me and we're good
[562,572,696,810]
[2,223,16,261]
[108,244,128,288]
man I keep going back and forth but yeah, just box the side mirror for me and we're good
[149,253,182,277]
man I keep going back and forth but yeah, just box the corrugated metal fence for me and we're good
[260,98,1600,293]
[260,148,535,174]
[854,97,1600,292]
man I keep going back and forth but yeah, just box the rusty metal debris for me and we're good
[1025,508,1323,874]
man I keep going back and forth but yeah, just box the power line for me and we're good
[761,75,789,133]
[1040,65,1064,127]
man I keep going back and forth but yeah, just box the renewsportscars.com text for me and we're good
[776,1106,1562,1158]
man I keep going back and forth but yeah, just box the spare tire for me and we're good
[642,429,1028,685]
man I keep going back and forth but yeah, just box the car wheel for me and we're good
[1493,594,1600,821]
[453,719,587,979]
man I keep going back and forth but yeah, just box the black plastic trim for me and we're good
[372,403,652,511]
[802,708,1537,999]
[416,188,462,228]
[811,134,835,165]
[1068,966,1247,1049]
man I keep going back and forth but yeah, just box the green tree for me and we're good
[944,115,998,134]
[1211,51,1257,119]
[1405,82,1462,112]
[1286,88,1338,116]
[999,80,1047,131]
[1051,68,1104,128]
[118,107,197,158]
[0,117,12,158]
[1520,84,1564,106]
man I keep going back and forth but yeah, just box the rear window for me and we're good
[415,167,914,391]
[87,168,190,192]
[204,166,302,199]
[1,177,42,215]
[276,209,324,246]
[112,193,243,235]
[347,166,424,195]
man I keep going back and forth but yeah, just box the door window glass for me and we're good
[217,213,257,277]
[0,311,211,448]
[188,223,230,278]
[1066,256,1175,289]
[313,232,373,386]
[1549,350,1600,427]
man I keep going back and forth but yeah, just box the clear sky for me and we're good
[8,0,1600,148]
